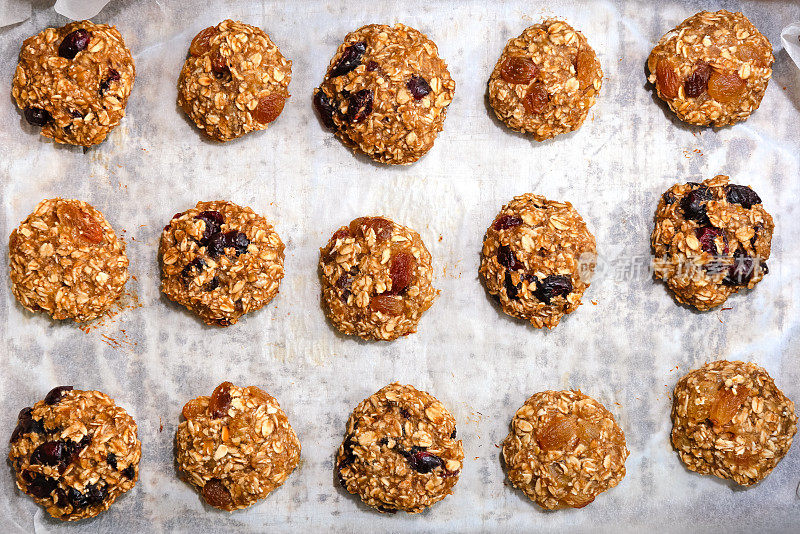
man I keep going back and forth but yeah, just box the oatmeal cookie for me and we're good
[671,360,796,486]
[335,383,463,513]
[176,382,301,511]
[319,216,438,341]
[502,390,628,509]
[651,175,773,310]
[9,198,129,322]
[12,20,135,147]
[8,386,141,521]
[313,23,455,165]
[647,10,773,127]
[160,201,285,326]
[488,20,602,141]
[480,194,596,328]
[178,20,292,142]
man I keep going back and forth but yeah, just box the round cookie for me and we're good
[12,20,135,147]
[313,23,455,165]
[319,216,438,341]
[647,10,773,127]
[479,194,596,328]
[335,383,463,513]
[8,386,141,521]
[488,19,602,141]
[160,200,285,326]
[176,382,301,511]
[651,175,773,310]
[178,20,292,142]
[9,198,129,322]
[502,390,628,509]
[671,360,796,486]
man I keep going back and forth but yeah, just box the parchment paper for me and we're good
[1,1,799,533]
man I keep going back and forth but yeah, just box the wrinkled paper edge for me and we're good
[782,22,800,69]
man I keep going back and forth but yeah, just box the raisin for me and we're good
[195,210,224,245]
[26,473,57,498]
[10,407,45,443]
[209,382,233,419]
[330,41,366,78]
[338,436,357,469]
[68,483,106,509]
[680,185,712,224]
[723,248,759,286]
[211,53,230,79]
[404,448,443,474]
[736,42,763,65]
[684,63,712,98]
[121,465,136,479]
[345,89,374,123]
[182,398,206,420]
[655,57,681,99]
[709,385,750,426]
[523,83,549,114]
[366,60,379,72]
[369,294,403,316]
[389,252,415,294]
[536,414,579,451]
[707,71,746,103]
[406,75,432,100]
[202,478,233,509]
[56,203,103,244]
[181,257,206,282]
[313,90,338,130]
[253,93,286,124]
[350,217,392,243]
[45,386,73,405]
[492,215,523,231]
[504,271,521,300]
[99,68,120,94]
[497,245,523,270]
[189,27,217,57]
[725,184,761,209]
[31,441,67,466]
[205,277,220,291]
[533,275,572,304]
[207,230,249,257]
[58,29,91,60]
[662,191,677,205]
[500,56,538,84]
[695,227,727,256]
[574,48,596,88]
[107,453,117,470]
[24,107,53,127]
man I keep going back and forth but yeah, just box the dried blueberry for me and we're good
[533,275,573,304]
[504,271,521,300]
[24,107,53,127]
[58,29,91,60]
[26,473,57,498]
[497,245,523,270]
[31,441,66,466]
[330,41,366,77]
[195,210,224,245]
[406,75,431,100]
[313,90,338,130]
[725,184,761,209]
[680,186,712,224]
[44,386,73,405]
[345,89,374,123]
[492,215,523,231]
[99,69,120,94]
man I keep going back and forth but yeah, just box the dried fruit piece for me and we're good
[574,48,596,88]
[24,107,53,127]
[576,420,601,446]
[58,29,91,60]
[31,441,67,466]
[533,275,572,304]
[99,68,121,95]
[504,271,521,300]
[180,257,206,283]
[493,215,523,231]
[500,57,538,84]
[709,385,750,426]
[330,41,367,78]
[369,294,403,315]
[207,230,249,258]
[725,184,761,209]
[655,57,681,99]
[403,447,443,473]
[345,89,374,123]
[202,478,233,509]
[44,385,73,405]
[536,414,579,451]
[406,75,432,100]
[182,398,206,420]
[26,473,57,498]
[209,382,233,419]
[195,210,224,244]
[190,27,217,57]
[350,217,392,243]
[680,186,712,224]
[210,53,230,79]
[723,248,760,286]
[707,71,746,103]
[684,63,712,98]
[695,227,727,255]
[523,83,549,114]
[389,252,415,294]
[497,245,523,270]
[313,90,338,130]
[57,203,103,244]
[735,42,763,64]
[253,93,286,124]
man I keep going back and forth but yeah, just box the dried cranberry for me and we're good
[31,441,67,466]
[504,271,521,300]
[403,447,443,474]
[44,386,73,405]
[684,63,711,98]
[497,245,523,270]
[345,89,374,123]
[26,473,57,498]
[121,465,136,479]
[58,29,91,60]
[107,453,117,469]
[330,41,366,77]
[680,186,712,224]
[313,90,338,129]
[195,210,224,244]
[493,215,523,231]
[67,483,106,509]
[533,275,572,304]
[207,230,249,257]
[10,408,45,443]
[24,107,53,127]
[725,184,761,209]
[695,226,727,255]
[181,257,206,282]
[99,69,120,94]
[723,248,761,286]
[406,75,431,100]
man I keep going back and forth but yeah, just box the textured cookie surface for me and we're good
[313,23,455,164]
[651,175,773,310]
[335,383,463,513]
[480,194,596,328]
[160,200,285,326]
[178,19,292,141]
[12,20,135,146]
[672,360,796,486]
[488,19,602,140]
[176,382,301,511]
[8,387,141,521]
[9,198,129,322]
[502,390,628,510]
[647,10,773,127]
[319,216,438,340]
